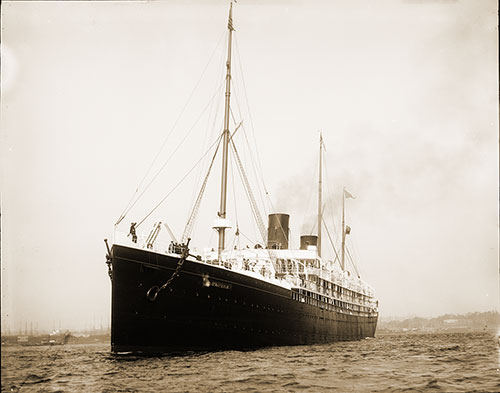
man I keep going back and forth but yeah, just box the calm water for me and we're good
[2,332,499,392]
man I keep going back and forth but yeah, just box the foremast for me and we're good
[217,2,235,260]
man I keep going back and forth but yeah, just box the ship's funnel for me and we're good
[300,235,318,250]
[267,213,289,249]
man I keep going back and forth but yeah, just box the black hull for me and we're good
[111,244,378,353]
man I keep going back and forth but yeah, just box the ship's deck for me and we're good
[113,233,378,315]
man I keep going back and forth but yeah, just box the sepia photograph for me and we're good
[1,0,498,391]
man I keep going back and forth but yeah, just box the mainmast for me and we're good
[217,2,235,259]
[341,189,345,270]
[317,133,323,258]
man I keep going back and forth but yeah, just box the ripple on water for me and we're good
[2,332,499,392]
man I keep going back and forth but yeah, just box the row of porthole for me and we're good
[172,286,375,322]
[194,291,287,313]
[172,287,371,319]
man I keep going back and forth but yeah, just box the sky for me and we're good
[1,0,498,333]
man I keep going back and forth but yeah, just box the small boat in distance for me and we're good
[105,2,378,353]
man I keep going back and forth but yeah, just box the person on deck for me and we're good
[128,222,137,243]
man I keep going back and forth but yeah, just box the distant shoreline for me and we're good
[2,332,110,347]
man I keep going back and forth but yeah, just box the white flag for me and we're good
[344,189,356,199]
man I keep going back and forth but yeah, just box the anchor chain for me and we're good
[146,238,191,302]
[104,239,113,282]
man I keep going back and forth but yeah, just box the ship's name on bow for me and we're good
[210,280,232,290]
[202,274,232,290]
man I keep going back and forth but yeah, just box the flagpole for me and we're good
[341,187,345,271]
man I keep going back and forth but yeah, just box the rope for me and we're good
[303,152,319,235]
[181,133,223,242]
[230,147,240,242]
[323,154,341,244]
[229,138,267,244]
[322,216,341,265]
[135,133,224,229]
[116,29,227,226]
[237,228,258,246]
[350,235,364,278]
[307,153,320,235]
[345,245,360,277]
[234,34,272,213]
[118,80,226,225]
[189,34,228,215]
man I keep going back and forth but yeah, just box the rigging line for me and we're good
[187,38,226,211]
[229,107,241,136]
[229,104,268,219]
[351,235,360,270]
[189,105,225,215]
[234,34,270,198]
[231,52,267,217]
[344,240,358,275]
[119,80,226,224]
[350,235,364,278]
[207,229,215,252]
[181,133,224,243]
[231,79,269,216]
[305,152,320,235]
[229,233,237,251]
[323,192,339,247]
[116,28,227,225]
[136,132,224,229]
[229,138,267,244]
[229,139,266,244]
[190,36,228,210]
[240,123,268,217]
[230,147,239,229]
[237,228,257,246]
[322,216,341,265]
[230,105,266,213]
[323,153,341,244]
[345,246,360,277]
[242,129,270,216]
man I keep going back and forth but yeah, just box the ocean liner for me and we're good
[105,3,378,353]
